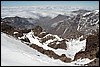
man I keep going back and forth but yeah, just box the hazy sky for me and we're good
[1,1,99,8]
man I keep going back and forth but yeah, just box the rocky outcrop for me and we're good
[1,21,16,36]
[31,25,43,36]
[29,44,71,62]
[20,36,30,43]
[74,33,99,66]
[85,34,99,52]
[1,21,32,38]
[40,35,55,43]
[38,32,48,38]
[59,54,71,63]
[17,26,72,63]
[48,40,67,50]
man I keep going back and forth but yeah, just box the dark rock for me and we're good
[1,21,16,35]
[59,54,71,63]
[96,51,99,58]
[32,25,42,36]
[20,29,31,33]
[40,35,55,43]
[74,33,99,61]
[38,32,48,38]
[29,43,72,62]
[48,40,67,50]
[43,50,59,59]
[20,36,30,43]
[45,10,99,40]
[30,44,60,59]
[37,55,40,56]
[48,41,57,49]
[85,34,99,52]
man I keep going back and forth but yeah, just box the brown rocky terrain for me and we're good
[1,16,99,66]
[48,40,67,50]
[74,32,99,66]
[1,21,31,38]
[29,43,71,63]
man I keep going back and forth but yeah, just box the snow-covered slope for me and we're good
[1,32,71,66]
[20,31,86,60]
[1,32,94,66]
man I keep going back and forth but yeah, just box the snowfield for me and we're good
[21,31,86,60]
[1,32,94,66]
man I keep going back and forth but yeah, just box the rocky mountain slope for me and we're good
[47,10,99,39]
[1,22,99,66]
[1,9,99,66]
[1,16,39,30]
[1,9,99,39]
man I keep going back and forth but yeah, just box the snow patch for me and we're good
[13,32,18,34]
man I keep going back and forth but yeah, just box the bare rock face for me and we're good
[96,51,99,58]
[85,34,99,60]
[74,33,99,64]
[1,21,32,38]
[32,26,43,36]
[30,44,71,62]
[59,54,71,63]
[74,51,96,61]
[30,44,44,53]
[40,35,55,43]
[38,32,48,38]
[1,21,16,36]
[45,10,99,40]
[48,41,57,49]
[48,40,67,50]
[30,44,60,59]
[85,34,99,52]
[43,50,60,59]
[15,29,31,37]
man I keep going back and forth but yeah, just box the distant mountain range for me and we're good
[1,9,99,39]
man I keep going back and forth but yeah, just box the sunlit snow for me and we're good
[20,31,86,60]
[1,32,94,66]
